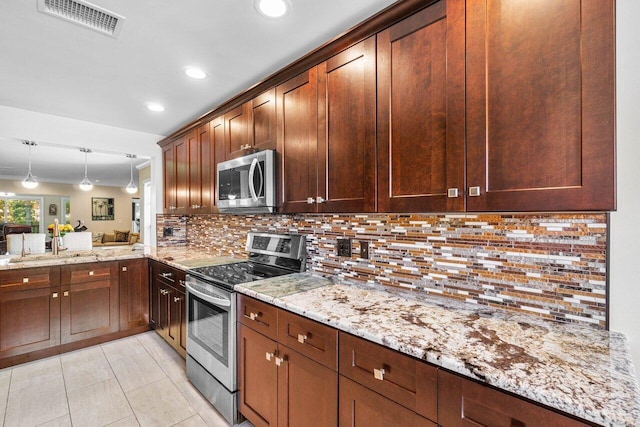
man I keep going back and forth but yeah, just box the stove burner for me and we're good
[188,261,294,291]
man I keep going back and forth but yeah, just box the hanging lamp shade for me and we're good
[125,153,138,194]
[79,148,93,191]
[22,141,39,189]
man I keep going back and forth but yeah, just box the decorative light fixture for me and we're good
[255,0,289,18]
[21,141,39,189]
[185,67,206,79]
[79,148,93,191]
[125,154,138,194]
[0,192,16,197]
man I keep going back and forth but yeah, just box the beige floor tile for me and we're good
[4,377,68,427]
[36,414,72,427]
[67,377,133,426]
[9,356,63,393]
[110,351,166,392]
[173,414,209,427]
[0,368,11,415]
[170,377,229,427]
[127,377,196,427]
[159,350,188,382]
[137,331,180,363]
[105,414,141,427]
[102,335,148,363]
[61,345,115,392]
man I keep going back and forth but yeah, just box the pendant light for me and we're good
[79,148,93,191]
[125,154,138,194]
[21,141,39,189]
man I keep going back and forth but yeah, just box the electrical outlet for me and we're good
[360,241,369,259]
[337,238,352,257]
[163,227,173,237]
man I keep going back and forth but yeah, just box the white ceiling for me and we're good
[0,0,397,187]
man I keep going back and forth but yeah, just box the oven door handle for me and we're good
[248,157,261,202]
[186,283,231,307]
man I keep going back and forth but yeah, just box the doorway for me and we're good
[131,198,140,233]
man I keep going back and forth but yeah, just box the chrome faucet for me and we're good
[21,233,31,257]
[52,218,59,256]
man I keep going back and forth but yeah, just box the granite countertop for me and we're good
[236,274,640,427]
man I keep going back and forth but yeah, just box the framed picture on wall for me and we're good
[48,203,57,216]
[92,197,115,221]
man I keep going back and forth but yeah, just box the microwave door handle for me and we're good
[186,283,231,307]
[248,158,259,202]
[256,158,264,198]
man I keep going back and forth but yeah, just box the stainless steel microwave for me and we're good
[216,150,276,214]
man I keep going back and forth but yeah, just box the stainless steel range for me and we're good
[185,232,306,425]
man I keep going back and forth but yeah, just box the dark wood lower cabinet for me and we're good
[119,258,149,331]
[437,370,589,427]
[339,376,436,427]
[0,266,60,358]
[149,259,187,357]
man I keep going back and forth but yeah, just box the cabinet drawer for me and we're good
[278,309,337,370]
[339,332,437,421]
[0,267,59,291]
[438,370,588,427]
[62,262,116,284]
[152,261,185,288]
[237,294,277,340]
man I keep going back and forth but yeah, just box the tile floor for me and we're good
[0,331,251,427]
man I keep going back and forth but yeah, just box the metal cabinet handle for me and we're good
[447,188,459,198]
[316,196,325,204]
[173,296,182,303]
[307,197,315,204]
[297,334,308,344]
[265,352,274,362]
[373,368,385,381]
[63,291,69,297]
[275,356,287,367]
[23,277,29,283]
[88,271,94,276]
[52,292,58,298]
[160,289,169,295]
[160,272,173,278]
[179,279,185,286]
[469,186,481,197]
[249,312,260,321]
[122,266,127,272]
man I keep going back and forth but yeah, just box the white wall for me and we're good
[0,106,164,246]
[610,0,640,378]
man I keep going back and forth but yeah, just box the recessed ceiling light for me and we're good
[147,103,165,112]
[185,67,207,79]
[256,0,289,18]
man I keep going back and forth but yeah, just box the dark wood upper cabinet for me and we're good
[318,37,377,213]
[188,123,214,212]
[174,137,189,213]
[277,68,319,213]
[224,103,251,160]
[465,0,615,211]
[162,142,177,213]
[377,0,466,213]
[250,88,277,153]
[211,116,225,209]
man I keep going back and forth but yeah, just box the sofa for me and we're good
[92,230,140,247]
[0,223,33,254]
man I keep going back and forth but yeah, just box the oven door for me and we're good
[186,275,236,391]
[217,149,276,213]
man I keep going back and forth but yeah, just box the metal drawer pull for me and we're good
[122,266,127,272]
[160,272,173,278]
[469,186,481,197]
[52,292,58,298]
[23,278,29,283]
[265,352,274,362]
[297,334,308,344]
[448,188,459,198]
[63,291,69,297]
[316,196,325,204]
[373,368,385,381]
[160,289,169,295]
[275,356,286,367]
[173,296,182,303]
[249,312,260,321]
[306,197,315,204]
[88,271,94,276]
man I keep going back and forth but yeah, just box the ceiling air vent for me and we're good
[37,0,126,38]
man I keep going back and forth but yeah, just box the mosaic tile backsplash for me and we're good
[157,213,608,328]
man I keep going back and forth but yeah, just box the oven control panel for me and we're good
[246,232,306,261]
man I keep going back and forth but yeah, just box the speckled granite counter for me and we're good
[236,274,640,427]
[145,246,239,270]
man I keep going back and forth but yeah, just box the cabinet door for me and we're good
[0,268,60,358]
[211,116,225,210]
[60,263,119,344]
[186,129,201,211]
[339,376,436,427]
[377,0,465,212]
[167,285,186,358]
[277,68,318,213]
[198,122,214,212]
[465,0,615,211]
[251,88,277,152]
[175,136,189,212]
[277,345,338,427]
[162,143,176,213]
[437,370,588,427]
[238,324,278,427]
[225,103,251,160]
[317,37,376,212]
[119,259,149,331]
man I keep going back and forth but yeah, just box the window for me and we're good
[0,196,44,233]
